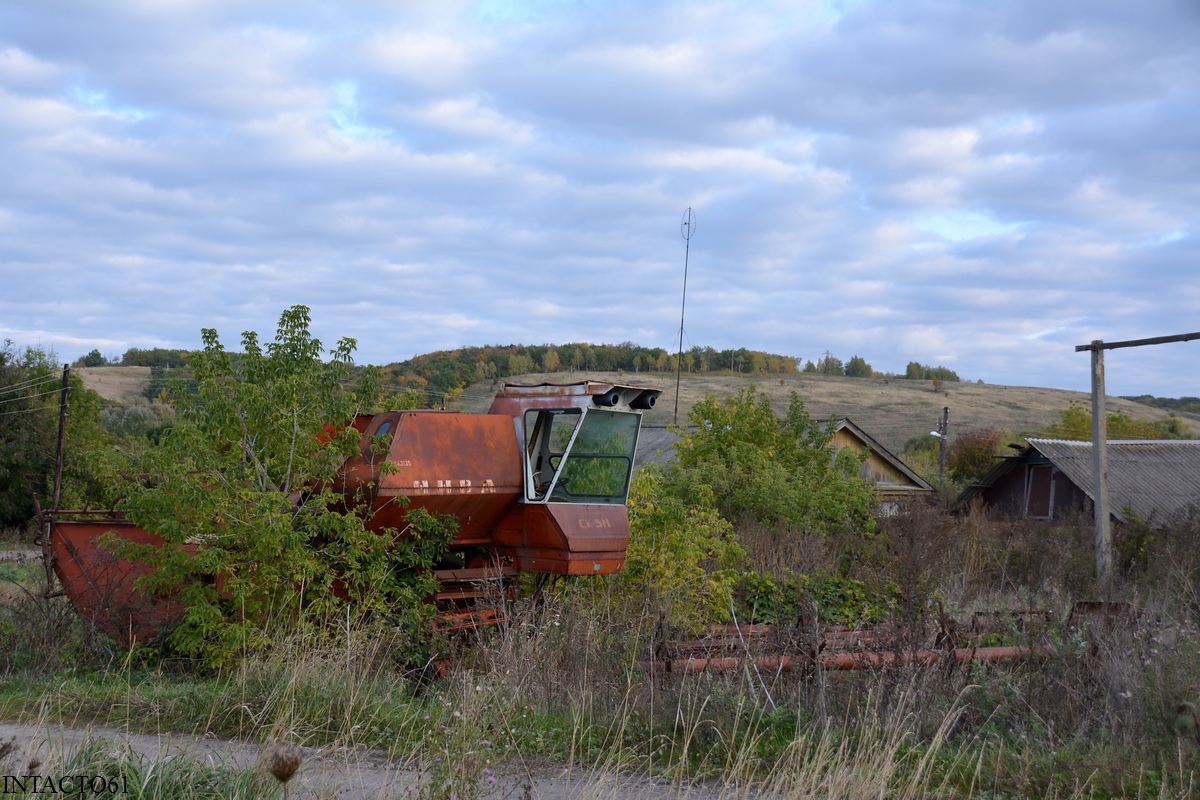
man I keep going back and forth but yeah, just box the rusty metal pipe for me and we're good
[649,645,1055,674]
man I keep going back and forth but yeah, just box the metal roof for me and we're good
[962,438,1200,523]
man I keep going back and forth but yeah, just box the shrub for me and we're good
[670,387,877,538]
[114,306,455,666]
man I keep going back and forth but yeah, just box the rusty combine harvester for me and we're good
[39,381,661,644]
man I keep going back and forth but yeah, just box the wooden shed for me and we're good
[958,438,1200,524]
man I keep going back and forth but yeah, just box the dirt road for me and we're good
[0,721,741,800]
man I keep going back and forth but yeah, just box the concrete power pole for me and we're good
[1076,330,1200,598]
[1089,343,1111,597]
[937,406,949,482]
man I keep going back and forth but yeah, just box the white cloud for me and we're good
[409,95,534,143]
[0,47,58,86]
[0,0,1196,396]
[368,30,478,87]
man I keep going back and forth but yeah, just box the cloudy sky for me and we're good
[1,0,1197,395]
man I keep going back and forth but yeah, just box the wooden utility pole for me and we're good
[51,364,70,513]
[1076,331,1200,597]
[42,364,70,598]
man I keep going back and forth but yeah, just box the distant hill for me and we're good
[77,366,151,405]
[1121,395,1200,415]
[460,371,1199,454]
[80,351,1198,455]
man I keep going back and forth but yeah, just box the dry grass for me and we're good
[463,369,1192,453]
[7,506,1200,796]
[77,366,151,404]
[79,364,1190,454]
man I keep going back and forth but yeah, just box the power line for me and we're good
[0,386,62,405]
[0,403,57,418]
[0,373,60,394]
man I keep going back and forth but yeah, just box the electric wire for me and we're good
[0,403,58,418]
[0,373,60,394]
[0,386,62,405]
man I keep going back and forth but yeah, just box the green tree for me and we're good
[818,354,844,376]
[904,362,960,382]
[946,428,1011,484]
[79,349,106,367]
[1155,413,1194,439]
[121,347,191,368]
[669,387,877,537]
[1038,402,1169,441]
[116,306,455,665]
[0,343,118,526]
[0,342,59,527]
[616,467,743,630]
[844,355,874,378]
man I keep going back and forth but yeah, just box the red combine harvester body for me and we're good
[42,381,661,644]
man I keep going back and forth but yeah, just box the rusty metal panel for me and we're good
[495,545,626,575]
[378,413,522,494]
[545,503,630,552]
[340,412,524,541]
[494,503,629,553]
[492,502,629,575]
[51,518,188,645]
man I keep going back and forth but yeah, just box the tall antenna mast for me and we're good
[674,207,695,425]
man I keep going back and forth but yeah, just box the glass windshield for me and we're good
[524,409,582,499]
[548,409,640,504]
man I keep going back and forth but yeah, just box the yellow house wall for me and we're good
[831,428,913,486]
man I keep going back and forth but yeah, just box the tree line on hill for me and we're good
[388,343,802,399]
[96,344,963,406]
[1121,395,1200,415]
[802,353,961,382]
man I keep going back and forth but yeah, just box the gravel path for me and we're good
[0,721,747,799]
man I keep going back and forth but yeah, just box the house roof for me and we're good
[960,437,1200,523]
[833,417,934,494]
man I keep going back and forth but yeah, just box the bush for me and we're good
[946,427,1011,484]
[114,306,456,666]
[670,387,877,537]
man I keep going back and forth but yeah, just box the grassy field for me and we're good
[462,370,1194,452]
[77,366,152,405]
[5,506,1200,799]
[79,364,1191,454]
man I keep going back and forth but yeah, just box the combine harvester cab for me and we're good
[487,381,660,576]
[43,380,660,643]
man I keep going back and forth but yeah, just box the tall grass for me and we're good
[5,508,1200,797]
[0,722,278,799]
